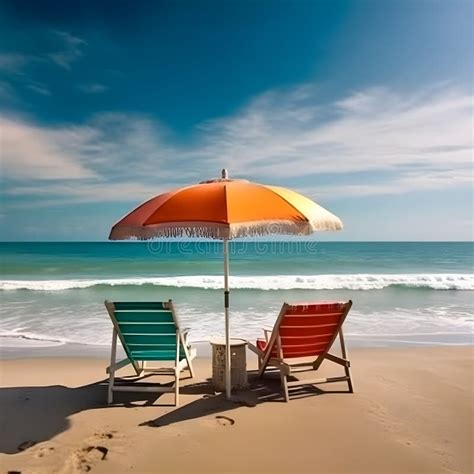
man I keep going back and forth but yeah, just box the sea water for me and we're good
[1,241,473,355]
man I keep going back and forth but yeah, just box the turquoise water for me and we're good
[1,241,473,353]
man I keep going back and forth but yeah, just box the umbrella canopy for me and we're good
[109,170,343,399]
[109,172,342,241]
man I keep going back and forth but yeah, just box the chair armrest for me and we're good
[247,341,265,358]
[324,352,350,367]
[181,328,191,344]
[106,358,130,374]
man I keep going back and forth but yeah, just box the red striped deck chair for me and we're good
[248,301,353,402]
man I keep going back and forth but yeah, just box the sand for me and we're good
[0,346,472,474]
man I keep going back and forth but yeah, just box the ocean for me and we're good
[1,241,473,355]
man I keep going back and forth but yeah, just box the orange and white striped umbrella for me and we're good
[109,170,342,240]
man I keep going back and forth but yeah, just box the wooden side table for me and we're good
[210,338,248,392]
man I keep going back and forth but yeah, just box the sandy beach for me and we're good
[0,346,472,474]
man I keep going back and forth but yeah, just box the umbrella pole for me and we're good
[223,238,231,399]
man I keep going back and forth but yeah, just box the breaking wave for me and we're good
[1,273,473,291]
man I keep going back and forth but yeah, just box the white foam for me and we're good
[1,273,473,291]
[0,332,67,348]
[1,302,473,350]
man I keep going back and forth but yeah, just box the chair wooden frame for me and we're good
[104,299,196,406]
[248,301,354,402]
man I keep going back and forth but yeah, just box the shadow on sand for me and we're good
[139,369,350,428]
[0,370,345,455]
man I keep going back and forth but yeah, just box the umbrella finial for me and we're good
[221,168,228,179]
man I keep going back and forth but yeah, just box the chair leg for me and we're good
[174,369,180,406]
[107,328,117,405]
[280,369,289,402]
[339,328,354,393]
[107,371,114,405]
[345,365,354,393]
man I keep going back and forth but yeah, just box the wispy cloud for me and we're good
[47,30,86,70]
[1,117,97,180]
[1,112,180,185]
[0,53,32,74]
[77,83,108,94]
[26,81,51,96]
[0,30,86,102]
[2,84,472,208]
[6,182,163,207]
[0,30,86,75]
[301,168,473,201]
[197,84,472,178]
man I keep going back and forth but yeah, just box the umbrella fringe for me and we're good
[109,220,342,241]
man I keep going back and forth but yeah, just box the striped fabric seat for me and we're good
[113,302,187,361]
[104,300,196,406]
[249,301,353,402]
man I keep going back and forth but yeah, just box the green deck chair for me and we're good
[104,300,196,406]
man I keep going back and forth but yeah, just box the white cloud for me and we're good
[0,117,96,179]
[1,112,185,194]
[6,181,165,206]
[301,168,474,200]
[197,85,472,179]
[1,84,472,207]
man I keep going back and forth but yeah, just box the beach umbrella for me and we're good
[109,169,342,399]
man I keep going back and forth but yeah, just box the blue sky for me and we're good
[0,0,472,241]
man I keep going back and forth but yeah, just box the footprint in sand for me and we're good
[215,415,235,426]
[73,446,109,472]
[93,431,116,440]
[84,446,108,461]
[34,446,55,458]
